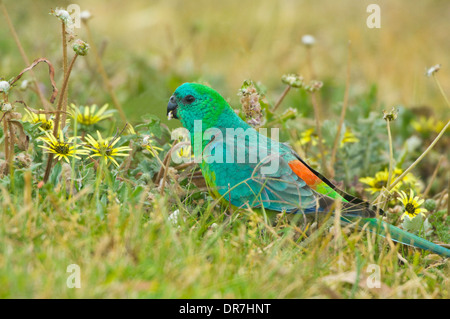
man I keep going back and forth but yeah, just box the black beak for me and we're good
[167,95,179,120]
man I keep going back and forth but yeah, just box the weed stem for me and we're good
[330,41,352,173]
[0,0,50,110]
[84,21,128,123]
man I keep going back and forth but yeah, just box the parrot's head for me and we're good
[167,83,234,132]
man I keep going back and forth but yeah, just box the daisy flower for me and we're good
[39,129,88,163]
[360,168,406,194]
[299,128,323,146]
[340,128,359,147]
[84,131,131,167]
[398,189,427,220]
[142,135,163,157]
[71,103,114,126]
[23,109,54,131]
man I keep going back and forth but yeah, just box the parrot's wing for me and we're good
[284,143,379,217]
[203,130,378,217]
[250,153,333,214]
[202,130,335,214]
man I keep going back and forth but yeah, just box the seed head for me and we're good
[301,35,316,47]
[1,103,12,112]
[425,64,441,77]
[281,74,304,88]
[0,81,11,93]
[80,10,92,22]
[382,107,398,121]
[303,80,323,92]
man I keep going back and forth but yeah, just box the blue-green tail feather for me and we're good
[342,216,450,257]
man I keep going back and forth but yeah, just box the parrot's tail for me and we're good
[341,216,450,257]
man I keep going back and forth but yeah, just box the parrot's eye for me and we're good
[184,95,196,104]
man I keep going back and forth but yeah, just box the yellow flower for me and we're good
[360,167,422,195]
[171,127,192,162]
[23,109,54,131]
[400,171,422,194]
[125,123,136,135]
[299,128,324,146]
[84,131,131,167]
[176,145,191,158]
[142,135,163,157]
[71,103,113,126]
[359,168,402,194]
[412,116,445,135]
[39,129,88,163]
[340,128,359,147]
[398,189,427,220]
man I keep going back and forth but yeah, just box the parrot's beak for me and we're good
[167,95,179,120]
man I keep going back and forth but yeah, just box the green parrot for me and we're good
[167,82,450,257]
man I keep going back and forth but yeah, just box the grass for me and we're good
[0,0,449,298]
[1,188,448,298]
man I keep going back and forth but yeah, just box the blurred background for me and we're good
[1,0,450,127]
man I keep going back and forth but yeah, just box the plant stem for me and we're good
[423,155,444,198]
[69,116,79,200]
[447,171,450,216]
[330,41,352,172]
[84,21,128,123]
[2,112,10,163]
[373,117,450,206]
[310,91,329,176]
[381,118,395,211]
[386,119,394,187]
[304,46,329,176]
[433,74,450,109]
[0,0,50,110]
[43,54,79,183]
[61,22,69,129]
[272,85,291,112]
[53,54,78,136]
[1,92,13,169]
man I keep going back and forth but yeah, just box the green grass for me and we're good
[1,187,448,298]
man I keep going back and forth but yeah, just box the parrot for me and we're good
[166,82,450,258]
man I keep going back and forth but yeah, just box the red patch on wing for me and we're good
[288,160,321,188]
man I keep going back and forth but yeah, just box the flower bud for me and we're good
[72,39,90,56]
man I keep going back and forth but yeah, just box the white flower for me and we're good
[51,8,74,30]
[168,209,186,228]
[1,103,12,112]
[20,80,29,90]
[0,81,11,93]
[142,135,150,146]
[80,10,92,21]
[168,209,180,224]
[301,34,316,47]
[171,127,190,142]
[54,9,71,23]
[281,74,304,88]
[425,64,441,77]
